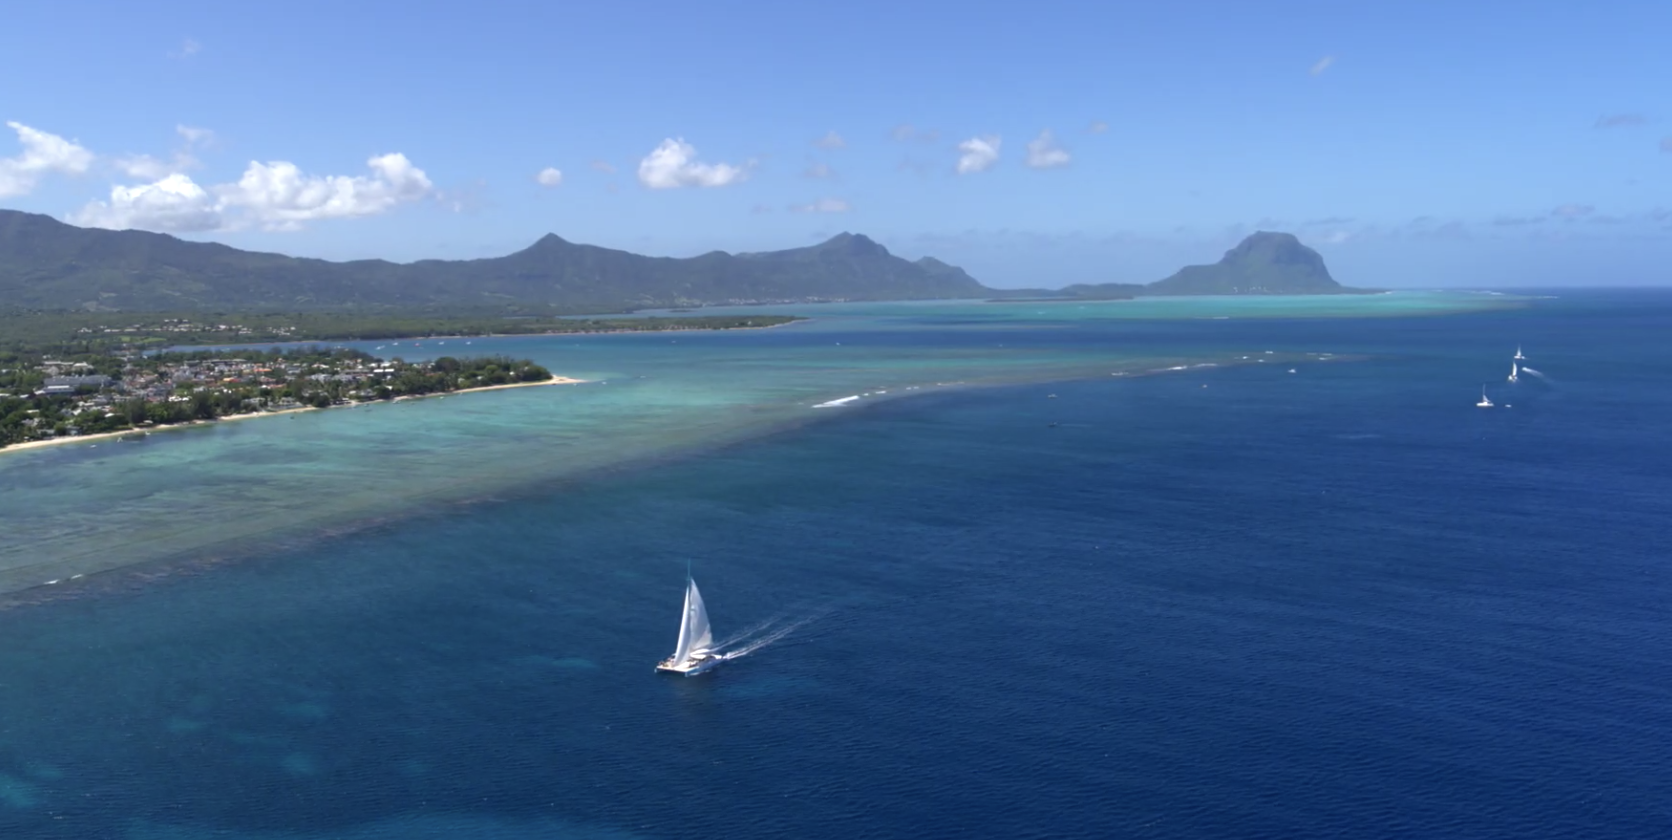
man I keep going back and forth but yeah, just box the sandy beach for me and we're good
[0,376,586,457]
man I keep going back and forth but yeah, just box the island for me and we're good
[0,346,570,452]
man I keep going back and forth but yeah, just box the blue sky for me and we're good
[1,0,1669,288]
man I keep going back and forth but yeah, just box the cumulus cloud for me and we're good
[219,153,433,230]
[636,138,748,189]
[1087,121,1109,134]
[112,124,217,181]
[814,130,846,149]
[0,121,95,198]
[1024,130,1070,169]
[176,125,215,147]
[1551,203,1594,218]
[75,152,435,233]
[1594,113,1646,129]
[789,197,850,214]
[803,161,836,179]
[955,135,1001,174]
[72,173,223,232]
[535,167,563,187]
[1309,55,1336,76]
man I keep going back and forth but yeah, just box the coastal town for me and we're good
[0,346,557,450]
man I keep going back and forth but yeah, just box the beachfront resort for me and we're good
[0,348,557,450]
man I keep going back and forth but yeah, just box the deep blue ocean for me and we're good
[2,290,1670,838]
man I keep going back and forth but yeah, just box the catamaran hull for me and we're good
[655,655,725,677]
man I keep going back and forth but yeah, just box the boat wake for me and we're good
[714,610,827,662]
[1519,366,1551,382]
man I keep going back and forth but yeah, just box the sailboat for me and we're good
[1508,361,1519,383]
[656,574,724,676]
[1476,386,1494,408]
[1514,345,1526,361]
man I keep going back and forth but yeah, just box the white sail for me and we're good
[1509,361,1519,382]
[670,578,715,666]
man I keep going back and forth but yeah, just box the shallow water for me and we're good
[0,291,1513,594]
[7,289,1667,839]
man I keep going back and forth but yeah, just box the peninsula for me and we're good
[0,347,568,452]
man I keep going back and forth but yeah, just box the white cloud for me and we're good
[535,166,564,187]
[790,198,851,214]
[176,125,215,147]
[636,138,747,189]
[1088,121,1109,134]
[72,173,223,232]
[1309,55,1336,76]
[169,38,201,60]
[114,154,180,181]
[814,130,846,149]
[217,153,433,230]
[955,135,1001,174]
[0,121,95,198]
[803,161,835,179]
[1024,130,1070,169]
[111,124,215,181]
[77,152,437,233]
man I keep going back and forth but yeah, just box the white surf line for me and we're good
[812,395,861,408]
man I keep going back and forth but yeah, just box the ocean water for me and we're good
[1,289,1669,838]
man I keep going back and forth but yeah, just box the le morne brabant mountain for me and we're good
[0,209,1354,314]
[1060,231,1352,299]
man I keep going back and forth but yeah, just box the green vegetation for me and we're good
[0,210,987,311]
[0,346,555,450]
[0,310,803,356]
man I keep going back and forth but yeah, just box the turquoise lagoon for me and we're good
[0,292,1518,597]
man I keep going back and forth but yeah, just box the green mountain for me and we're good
[1147,231,1344,294]
[0,210,989,312]
[1064,231,1351,298]
[0,212,1355,313]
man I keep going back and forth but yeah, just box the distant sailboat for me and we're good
[656,574,724,676]
[1514,345,1526,361]
[1508,361,1519,383]
[1476,386,1494,408]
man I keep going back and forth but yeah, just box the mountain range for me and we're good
[0,209,1351,313]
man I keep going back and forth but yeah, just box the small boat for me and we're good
[656,573,724,676]
[1514,345,1526,361]
[1507,361,1519,383]
[1476,386,1493,408]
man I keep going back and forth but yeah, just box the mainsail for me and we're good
[670,578,715,667]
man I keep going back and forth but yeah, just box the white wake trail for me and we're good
[718,610,828,661]
[1520,366,1552,382]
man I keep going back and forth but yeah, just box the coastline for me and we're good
[0,376,586,457]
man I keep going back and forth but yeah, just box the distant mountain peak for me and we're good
[1146,231,1342,295]
[0,215,989,311]
[816,232,889,257]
